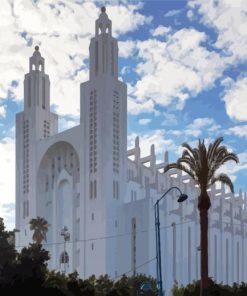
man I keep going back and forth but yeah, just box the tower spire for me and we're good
[90,6,117,79]
[24,46,50,111]
[95,6,112,36]
[29,45,45,72]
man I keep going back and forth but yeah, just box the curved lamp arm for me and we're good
[155,186,188,205]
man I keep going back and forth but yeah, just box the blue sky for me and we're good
[1,0,247,229]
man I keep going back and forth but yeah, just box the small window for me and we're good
[91,243,94,250]
[60,251,69,264]
[76,194,80,207]
[92,213,94,221]
[90,181,93,199]
[94,180,97,198]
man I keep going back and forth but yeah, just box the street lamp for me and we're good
[154,186,188,296]
[60,226,70,274]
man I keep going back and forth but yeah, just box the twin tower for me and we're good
[16,7,127,276]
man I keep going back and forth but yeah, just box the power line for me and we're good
[113,257,156,281]
[14,216,247,249]
[14,219,195,249]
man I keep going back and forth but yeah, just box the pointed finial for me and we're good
[35,45,39,51]
[101,6,106,13]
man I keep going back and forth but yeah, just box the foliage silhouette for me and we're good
[173,279,247,296]
[29,216,49,244]
[0,217,157,295]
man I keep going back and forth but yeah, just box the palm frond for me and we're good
[177,157,197,173]
[164,163,178,173]
[210,173,234,193]
[164,162,197,181]
[208,137,224,163]
[208,152,239,182]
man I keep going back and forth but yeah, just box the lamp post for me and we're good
[60,226,70,274]
[154,186,188,296]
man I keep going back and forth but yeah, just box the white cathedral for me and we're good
[15,7,247,295]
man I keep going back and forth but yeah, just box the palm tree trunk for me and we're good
[199,208,209,296]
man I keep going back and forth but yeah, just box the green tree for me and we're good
[29,216,49,244]
[15,243,50,288]
[164,137,238,296]
[95,274,114,295]
[0,218,16,269]
[0,218,17,289]
[114,275,131,296]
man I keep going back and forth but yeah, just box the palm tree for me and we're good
[29,216,49,244]
[164,137,238,296]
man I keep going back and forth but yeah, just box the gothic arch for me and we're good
[37,141,80,187]
[37,141,80,228]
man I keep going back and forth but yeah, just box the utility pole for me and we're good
[60,226,70,274]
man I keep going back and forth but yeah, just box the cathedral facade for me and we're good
[16,8,247,295]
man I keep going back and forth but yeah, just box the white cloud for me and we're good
[59,116,79,132]
[0,137,15,229]
[150,25,171,37]
[222,76,247,121]
[0,105,6,118]
[128,130,176,158]
[187,1,247,121]
[161,112,178,126]
[119,40,136,58]
[185,117,220,137]
[164,9,181,17]
[188,0,247,62]
[138,118,151,125]
[0,1,151,117]
[187,10,194,20]
[217,151,247,188]
[128,96,155,115]
[132,28,226,110]
[227,125,247,139]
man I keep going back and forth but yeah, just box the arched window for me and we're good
[60,251,69,264]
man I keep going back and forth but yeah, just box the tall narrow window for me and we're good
[226,238,229,284]
[214,234,217,281]
[95,41,98,75]
[76,218,80,241]
[237,241,240,283]
[90,181,93,199]
[26,200,29,217]
[42,77,45,109]
[28,77,31,107]
[188,227,191,283]
[23,201,26,219]
[94,180,97,199]
[172,222,176,281]
[113,180,115,199]
[111,42,114,76]
[113,91,120,173]
[89,90,97,173]
[116,181,119,199]
[131,218,137,275]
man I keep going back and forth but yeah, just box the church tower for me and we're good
[16,46,58,246]
[80,7,127,276]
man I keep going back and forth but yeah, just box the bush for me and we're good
[172,279,247,296]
